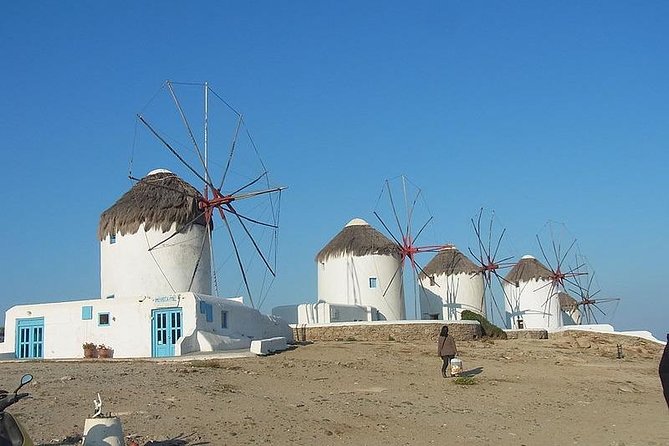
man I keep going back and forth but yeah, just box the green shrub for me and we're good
[461,310,507,339]
[452,376,477,385]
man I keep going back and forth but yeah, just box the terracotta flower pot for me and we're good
[98,348,111,359]
[84,347,96,359]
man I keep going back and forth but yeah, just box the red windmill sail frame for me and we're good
[567,257,621,324]
[467,208,516,326]
[132,81,285,309]
[373,176,451,319]
[534,226,590,324]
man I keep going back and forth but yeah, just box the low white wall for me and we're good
[272,305,300,325]
[277,302,378,325]
[189,294,294,347]
[329,303,373,322]
[552,324,666,345]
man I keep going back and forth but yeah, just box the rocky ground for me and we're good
[1,331,667,446]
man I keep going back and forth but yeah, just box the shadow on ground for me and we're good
[459,366,483,377]
[144,433,210,445]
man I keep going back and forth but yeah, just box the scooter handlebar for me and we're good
[0,392,30,411]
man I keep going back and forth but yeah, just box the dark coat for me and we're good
[659,336,669,376]
[437,335,457,357]
[660,335,669,409]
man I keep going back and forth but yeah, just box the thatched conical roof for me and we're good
[505,255,553,284]
[558,291,578,310]
[420,246,480,278]
[315,218,400,262]
[98,170,207,240]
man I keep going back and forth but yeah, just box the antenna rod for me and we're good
[204,81,209,186]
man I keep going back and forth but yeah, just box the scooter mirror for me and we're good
[20,374,33,386]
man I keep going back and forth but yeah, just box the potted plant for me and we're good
[83,342,96,358]
[97,344,112,359]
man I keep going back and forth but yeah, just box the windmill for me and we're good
[534,221,588,317]
[130,81,285,309]
[567,254,621,325]
[500,222,587,330]
[501,221,589,329]
[467,208,516,327]
[372,175,450,320]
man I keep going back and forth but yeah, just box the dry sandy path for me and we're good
[1,333,667,446]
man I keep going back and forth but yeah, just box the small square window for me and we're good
[205,304,213,323]
[110,234,116,244]
[369,277,378,288]
[429,276,436,286]
[98,313,110,326]
[82,306,93,320]
[106,294,114,299]
[221,310,228,329]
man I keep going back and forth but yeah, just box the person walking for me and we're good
[437,325,457,378]
[660,333,669,409]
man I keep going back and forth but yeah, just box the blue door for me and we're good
[16,318,44,359]
[151,308,182,357]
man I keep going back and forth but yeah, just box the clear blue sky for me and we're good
[1,2,667,337]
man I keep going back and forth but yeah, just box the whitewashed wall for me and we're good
[179,294,293,354]
[503,279,562,330]
[419,272,485,320]
[0,295,195,358]
[100,222,211,299]
[0,292,292,359]
[272,304,301,324]
[318,254,405,320]
[274,302,376,324]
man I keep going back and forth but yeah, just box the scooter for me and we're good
[0,374,34,446]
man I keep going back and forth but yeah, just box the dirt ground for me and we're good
[1,331,667,446]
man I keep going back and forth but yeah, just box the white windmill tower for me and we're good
[503,255,562,329]
[419,246,484,320]
[316,218,405,321]
[98,169,212,300]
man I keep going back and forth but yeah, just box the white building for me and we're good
[419,246,484,320]
[503,254,562,330]
[0,170,292,360]
[272,218,405,324]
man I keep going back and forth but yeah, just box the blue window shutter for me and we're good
[82,306,93,320]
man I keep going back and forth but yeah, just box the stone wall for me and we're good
[504,329,548,340]
[292,321,482,343]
